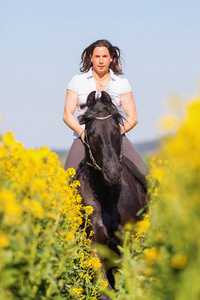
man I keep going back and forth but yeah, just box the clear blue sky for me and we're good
[1,0,200,151]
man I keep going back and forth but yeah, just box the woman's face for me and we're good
[90,46,112,75]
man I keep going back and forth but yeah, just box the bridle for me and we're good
[83,115,123,172]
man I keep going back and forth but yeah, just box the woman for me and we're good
[63,39,148,189]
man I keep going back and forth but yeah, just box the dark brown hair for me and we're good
[80,39,123,75]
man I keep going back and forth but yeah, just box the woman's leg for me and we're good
[64,138,85,171]
[122,135,149,189]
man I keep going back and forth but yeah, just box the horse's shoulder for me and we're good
[76,160,88,179]
[121,161,136,181]
[76,163,93,193]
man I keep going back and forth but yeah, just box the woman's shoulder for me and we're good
[71,69,91,80]
[114,74,129,84]
[67,72,89,92]
[111,69,130,85]
[111,73,132,94]
[69,72,87,81]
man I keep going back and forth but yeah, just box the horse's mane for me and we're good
[78,91,124,125]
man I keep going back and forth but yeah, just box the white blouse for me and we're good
[67,68,132,138]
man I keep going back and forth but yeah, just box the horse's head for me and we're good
[79,91,124,186]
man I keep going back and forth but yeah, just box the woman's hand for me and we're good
[120,125,126,135]
[80,130,85,142]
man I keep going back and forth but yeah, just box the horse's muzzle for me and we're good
[103,163,122,186]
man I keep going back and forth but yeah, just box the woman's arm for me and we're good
[120,92,138,134]
[63,90,85,141]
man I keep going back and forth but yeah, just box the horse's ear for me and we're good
[101,91,112,105]
[87,91,96,107]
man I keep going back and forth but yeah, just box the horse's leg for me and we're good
[77,171,118,299]
[90,219,116,298]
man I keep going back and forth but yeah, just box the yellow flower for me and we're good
[0,190,23,226]
[0,233,9,248]
[31,200,44,219]
[137,215,150,234]
[171,253,188,269]
[81,256,102,271]
[83,238,91,245]
[46,212,58,220]
[65,231,74,242]
[48,152,59,166]
[144,248,162,264]
[101,280,108,291]
[23,199,44,219]
[72,287,83,296]
[84,205,94,215]
[0,189,15,205]
[38,146,51,158]
[70,180,81,188]
[31,178,47,193]
[151,167,164,182]
[10,141,24,161]
[3,131,16,148]
[4,199,23,226]
[59,231,66,236]
[89,230,94,237]
[153,187,159,197]
[66,167,76,178]
[0,146,8,159]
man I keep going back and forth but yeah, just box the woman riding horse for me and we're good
[63,39,148,191]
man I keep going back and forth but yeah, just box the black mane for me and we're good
[78,91,124,125]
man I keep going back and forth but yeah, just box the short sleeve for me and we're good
[67,74,79,93]
[121,78,132,95]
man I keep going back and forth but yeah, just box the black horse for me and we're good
[76,91,148,295]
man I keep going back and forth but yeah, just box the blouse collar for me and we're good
[87,67,117,81]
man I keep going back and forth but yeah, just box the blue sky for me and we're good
[1,0,200,151]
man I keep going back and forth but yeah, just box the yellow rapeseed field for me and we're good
[1,93,200,300]
[0,127,107,299]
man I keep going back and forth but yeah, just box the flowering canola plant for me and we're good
[105,95,200,300]
[0,128,107,299]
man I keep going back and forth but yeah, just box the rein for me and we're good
[83,115,123,172]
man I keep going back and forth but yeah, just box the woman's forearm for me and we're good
[63,112,84,137]
[120,92,138,135]
[120,116,138,134]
